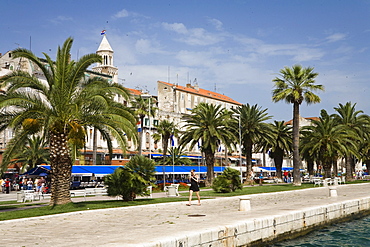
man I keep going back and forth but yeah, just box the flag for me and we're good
[101,30,106,35]
[137,121,141,132]
[170,135,175,147]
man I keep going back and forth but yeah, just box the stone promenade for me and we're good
[1,183,370,246]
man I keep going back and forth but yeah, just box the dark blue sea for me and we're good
[269,215,370,247]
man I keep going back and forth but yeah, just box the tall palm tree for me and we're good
[272,65,324,185]
[132,96,156,156]
[1,135,49,173]
[301,110,357,178]
[332,102,370,180]
[0,37,137,205]
[233,104,274,179]
[358,133,370,173]
[155,119,178,189]
[156,120,179,164]
[180,103,234,186]
[268,121,292,179]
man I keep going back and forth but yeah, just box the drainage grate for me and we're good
[188,214,206,217]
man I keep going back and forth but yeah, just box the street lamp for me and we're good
[141,94,152,159]
[233,113,243,184]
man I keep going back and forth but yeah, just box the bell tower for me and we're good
[92,34,118,83]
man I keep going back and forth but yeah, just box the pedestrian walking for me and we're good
[4,178,11,194]
[186,169,200,206]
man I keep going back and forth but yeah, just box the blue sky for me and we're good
[1,0,370,121]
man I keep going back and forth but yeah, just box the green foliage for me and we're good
[233,104,273,173]
[1,135,49,173]
[0,37,138,204]
[125,155,156,182]
[180,103,235,185]
[212,168,242,193]
[105,156,155,201]
[159,147,192,166]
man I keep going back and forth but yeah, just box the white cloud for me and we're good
[112,9,147,19]
[208,18,223,30]
[325,33,347,43]
[162,22,224,46]
[51,16,73,24]
[162,22,188,34]
[113,9,129,18]
[135,39,167,55]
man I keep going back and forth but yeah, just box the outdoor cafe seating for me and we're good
[312,177,343,187]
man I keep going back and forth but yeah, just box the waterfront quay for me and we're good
[1,183,370,246]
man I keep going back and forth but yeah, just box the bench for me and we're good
[83,188,108,201]
[313,179,323,187]
[164,184,179,197]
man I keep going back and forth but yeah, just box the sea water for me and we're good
[269,215,370,247]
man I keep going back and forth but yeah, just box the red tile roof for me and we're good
[285,117,319,125]
[126,88,142,96]
[158,81,241,105]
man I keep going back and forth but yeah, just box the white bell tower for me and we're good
[92,34,118,83]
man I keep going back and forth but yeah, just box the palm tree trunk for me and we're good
[92,127,97,165]
[345,156,353,181]
[49,130,72,206]
[333,159,338,177]
[323,162,332,178]
[162,137,169,190]
[307,160,314,176]
[138,116,144,156]
[292,102,301,185]
[205,151,215,186]
[274,147,284,179]
[245,140,253,181]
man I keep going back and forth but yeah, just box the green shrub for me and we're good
[104,156,155,201]
[212,168,242,193]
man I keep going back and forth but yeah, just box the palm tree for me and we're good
[1,135,49,173]
[180,103,234,186]
[300,110,357,178]
[332,102,370,180]
[132,96,156,156]
[233,104,274,180]
[358,134,370,174]
[269,121,292,179]
[0,37,137,205]
[164,146,193,166]
[155,119,179,188]
[156,120,179,164]
[105,156,155,201]
[272,65,324,185]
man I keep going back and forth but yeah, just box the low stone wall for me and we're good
[148,194,370,247]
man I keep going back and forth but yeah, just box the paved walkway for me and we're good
[1,184,370,246]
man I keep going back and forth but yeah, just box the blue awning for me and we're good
[150,154,202,159]
[21,166,50,176]
[39,165,227,176]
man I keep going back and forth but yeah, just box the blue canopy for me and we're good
[39,165,227,176]
[21,166,50,176]
[150,154,202,159]
[42,165,121,176]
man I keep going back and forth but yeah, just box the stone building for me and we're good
[0,35,243,165]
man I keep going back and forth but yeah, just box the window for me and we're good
[153,120,159,126]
